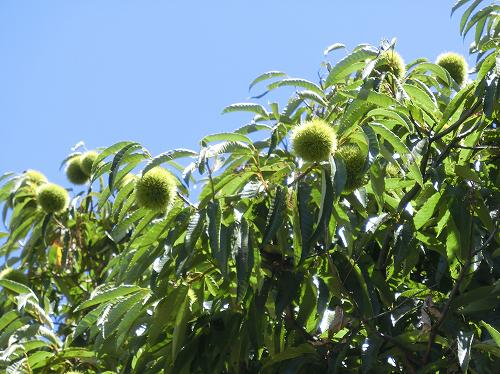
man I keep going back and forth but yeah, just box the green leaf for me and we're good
[129,210,158,242]
[414,191,441,230]
[208,200,222,259]
[411,62,454,86]
[484,76,497,119]
[324,43,345,55]
[201,132,254,146]
[297,90,327,106]
[297,182,314,261]
[450,190,473,260]
[339,100,375,135]
[27,351,54,370]
[110,209,146,243]
[93,141,147,178]
[404,83,437,114]
[142,149,197,176]
[333,157,347,197]
[114,301,145,348]
[452,0,476,15]
[267,78,325,97]
[352,89,399,108]
[262,343,317,368]
[362,124,380,169]
[184,211,206,252]
[262,187,287,246]
[305,165,334,261]
[393,222,418,276]
[108,143,145,192]
[216,224,232,277]
[369,123,423,186]
[0,310,19,332]
[275,271,303,317]
[455,164,481,183]
[172,293,190,360]
[481,321,500,347]
[325,46,378,86]
[112,179,136,217]
[459,0,484,33]
[148,287,188,345]
[462,4,499,37]
[236,218,254,301]
[446,217,461,277]
[221,103,269,117]
[0,279,35,296]
[75,285,148,311]
[437,83,475,131]
[249,71,287,91]
[72,303,107,340]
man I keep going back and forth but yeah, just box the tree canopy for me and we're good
[1,1,499,373]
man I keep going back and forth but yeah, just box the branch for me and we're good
[176,191,197,209]
[432,119,484,167]
[429,101,481,142]
[287,163,317,187]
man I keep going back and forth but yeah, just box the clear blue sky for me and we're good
[0,0,471,187]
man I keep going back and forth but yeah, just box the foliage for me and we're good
[0,1,499,373]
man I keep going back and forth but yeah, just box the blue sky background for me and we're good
[0,0,472,188]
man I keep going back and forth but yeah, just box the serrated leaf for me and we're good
[236,218,254,302]
[414,191,441,230]
[74,285,147,311]
[481,321,500,347]
[304,164,334,261]
[297,90,327,106]
[208,200,221,258]
[267,78,325,97]
[248,71,287,91]
[262,187,286,246]
[436,82,475,132]
[0,280,35,296]
[92,141,148,178]
[324,43,345,56]
[297,182,314,261]
[221,103,269,117]
[369,123,423,186]
[109,143,145,192]
[142,149,197,176]
[325,46,378,87]
[172,295,190,359]
[201,132,254,146]
[404,83,437,114]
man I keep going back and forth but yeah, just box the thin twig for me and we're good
[287,163,317,187]
[429,101,481,142]
[176,191,197,209]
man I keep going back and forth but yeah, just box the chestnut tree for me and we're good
[0,1,499,373]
